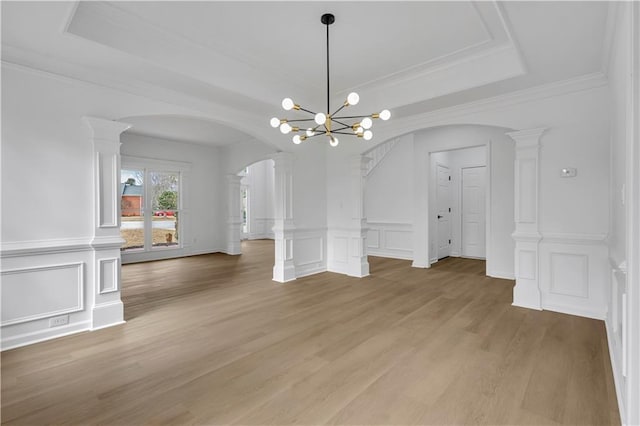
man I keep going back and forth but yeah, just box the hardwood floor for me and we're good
[1,240,620,425]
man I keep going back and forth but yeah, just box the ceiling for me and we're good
[1,1,611,147]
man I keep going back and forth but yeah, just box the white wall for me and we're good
[120,133,223,262]
[605,3,639,425]
[241,159,275,240]
[365,136,414,260]
[0,63,216,349]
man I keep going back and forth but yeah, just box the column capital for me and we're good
[226,174,243,185]
[506,127,547,147]
[271,151,295,169]
[350,155,372,175]
[83,116,131,142]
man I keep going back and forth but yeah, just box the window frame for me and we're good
[121,156,191,256]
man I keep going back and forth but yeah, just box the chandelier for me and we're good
[270,13,390,147]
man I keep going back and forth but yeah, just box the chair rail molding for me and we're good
[507,127,546,311]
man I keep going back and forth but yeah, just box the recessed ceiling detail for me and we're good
[66,1,525,110]
[1,0,610,145]
[122,115,253,147]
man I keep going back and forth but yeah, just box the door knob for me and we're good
[437,215,443,219]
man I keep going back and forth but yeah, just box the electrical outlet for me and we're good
[49,315,69,327]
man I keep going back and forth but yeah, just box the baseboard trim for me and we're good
[367,251,413,261]
[296,265,327,278]
[1,320,91,351]
[605,318,627,426]
[542,301,606,320]
[512,301,543,311]
[488,270,516,280]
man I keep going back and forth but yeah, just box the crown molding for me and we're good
[380,71,608,142]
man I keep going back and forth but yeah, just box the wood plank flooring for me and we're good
[1,240,620,425]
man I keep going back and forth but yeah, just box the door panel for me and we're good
[462,166,486,259]
[436,164,451,259]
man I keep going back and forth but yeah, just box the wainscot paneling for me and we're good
[605,258,627,423]
[249,218,275,240]
[327,228,368,276]
[0,239,95,350]
[366,222,413,260]
[294,228,327,278]
[539,233,608,320]
[1,263,84,326]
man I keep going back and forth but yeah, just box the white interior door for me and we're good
[436,164,452,259]
[461,166,486,259]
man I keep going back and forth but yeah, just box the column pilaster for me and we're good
[226,174,243,255]
[272,152,296,282]
[507,127,546,310]
[83,116,131,330]
[348,155,371,277]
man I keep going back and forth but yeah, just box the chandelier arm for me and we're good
[305,132,327,139]
[331,120,352,129]
[283,118,317,123]
[332,114,373,120]
[298,107,318,115]
[331,131,360,135]
[330,104,347,117]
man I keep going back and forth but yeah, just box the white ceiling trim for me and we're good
[372,71,608,146]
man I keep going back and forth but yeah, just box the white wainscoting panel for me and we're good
[1,241,95,350]
[99,258,119,294]
[517,249,537,280]
[294,228,326,278]
[549,253,589,298]
[97,151,119,228]
[606,258,627,422]
[367,222,413,260]
[250,218,275,240]
[327,230,353,275]
[539,234,608,319]
[1,262,84,326]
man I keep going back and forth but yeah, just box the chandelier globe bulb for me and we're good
[282,98,295,111]
[280,122,292,134]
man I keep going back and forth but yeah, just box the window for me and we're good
[120,165,183,252]
[241,185,249,235]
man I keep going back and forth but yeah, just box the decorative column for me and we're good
[226,174,243,255]
[507,128,546,310]
[83,116,131,330]
[348,155,371,277]
[272,152,296,282]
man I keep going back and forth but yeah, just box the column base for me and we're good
[273,263,296,283]
[513,280,542,310]
[92,300,125,330]
[347,258,369,278]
